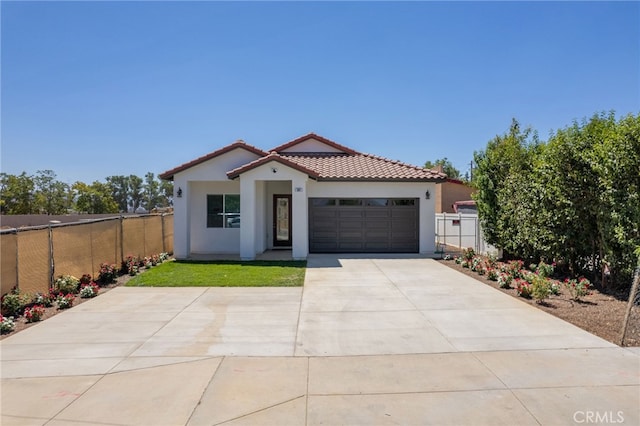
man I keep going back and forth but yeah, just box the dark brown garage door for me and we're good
[309,198,419,253]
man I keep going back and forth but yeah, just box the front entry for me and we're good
[273,194,292,247]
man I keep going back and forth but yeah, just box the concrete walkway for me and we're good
[1,255,638,425]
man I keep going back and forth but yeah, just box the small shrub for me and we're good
[506,260,524,279]
[0,315,16,334]
[1,289,28,316]
[56,294,75,309]
[144,257,153,268]
[79,274,93,285]
[461,260,470,268]
[122,255,139,275]
[79,283,99,298]
[462,247,476,261]
[54,275,80,295]
[24,305,46,323]
[549,280,562,296]
[531,276,551,303]
[565,277,591,301]
[159,252,169,262]
[536,261,555,278]
[497,273,513,288]
[515,279,532,298]
[33,292,54,308]
[98,263,118,285]
[443,254,452,261]
[454,256,462,264]
[487,268,499,281]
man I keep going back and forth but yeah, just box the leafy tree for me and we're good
[106,175,130,212]
[159,180,174,207]
[129,175,144,211]
[472,119,536,253]
[424,158,462,179]
[73,181,118,214]
[33,170,69,214]
[143,172,161,211]
[0,172,36,214]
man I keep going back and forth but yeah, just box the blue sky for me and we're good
[2,1,638,184]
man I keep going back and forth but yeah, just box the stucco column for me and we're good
[421,182,437,254]
[240,177,256,260]
[291,177,308,260]
[172,177,190,259]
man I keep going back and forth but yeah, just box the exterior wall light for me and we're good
[177,187,183,198]
[425,190,430,200]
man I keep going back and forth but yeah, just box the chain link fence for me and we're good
[0,214,173,297]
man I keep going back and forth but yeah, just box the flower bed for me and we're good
[0,252,172,338]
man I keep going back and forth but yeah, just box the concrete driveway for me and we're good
[1,255,639,425]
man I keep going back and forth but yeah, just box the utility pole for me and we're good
[468,160,474,182]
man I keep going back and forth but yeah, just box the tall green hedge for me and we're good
[473,112,640,289]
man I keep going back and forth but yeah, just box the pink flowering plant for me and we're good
[98,263,118,284]
[24,305,46,323]
[79,282,100,298]
[56,293,75,309]
[515,278,532,298]
[565,277,591,301]
[497,273,513,288]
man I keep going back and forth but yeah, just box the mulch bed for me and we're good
[438,258,640,347]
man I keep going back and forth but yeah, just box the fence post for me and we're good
[161,214,166,253]
[458,213,462,249]
[48,224,54,288]
[120,215,124,264]
[15,230,20,292]
[442,213,446,248]
[620,261,640,346]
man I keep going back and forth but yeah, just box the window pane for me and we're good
[392,199,416,206]
[339,199,363,206]
[311,198,336,206]
[366,198,388,206]
[207,195,223,228]
[225,194,240,213]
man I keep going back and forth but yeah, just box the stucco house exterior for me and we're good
[160,133,446,260]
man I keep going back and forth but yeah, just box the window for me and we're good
[207,194,240,228]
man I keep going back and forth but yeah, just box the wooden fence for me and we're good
[0,214,173,296]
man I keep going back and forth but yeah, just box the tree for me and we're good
[143,172,161,211]
[128,175,143,211]
[424,158,462,179]
[0,172,36,214]
[472,119,536,253]
[33,170,69,214]
[73,181,118,214]
[106,175,130,212]
[159,180,174,207]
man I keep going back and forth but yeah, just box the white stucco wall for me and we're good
[188,181,241,254]
[278,138,344,153]
[237,162,309,260]
[171,148,261,258]
[307,181,438,254]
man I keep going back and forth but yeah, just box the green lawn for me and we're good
[125,260,306,287]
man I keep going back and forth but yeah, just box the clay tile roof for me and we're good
[226,152,321,180]
[159,140,267,180]
[281,153,447,182]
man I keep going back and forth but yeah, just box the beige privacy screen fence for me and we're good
[0,214,173,297]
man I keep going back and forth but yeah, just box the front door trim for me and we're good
[273,194,292,247]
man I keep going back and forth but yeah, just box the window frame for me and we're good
[206,194,240,228]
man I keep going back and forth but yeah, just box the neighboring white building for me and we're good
[160,133,446,260]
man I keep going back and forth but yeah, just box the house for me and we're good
[433,173,476,214]
[159,133,446,260]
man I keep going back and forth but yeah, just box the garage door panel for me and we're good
[309,198,418,253]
